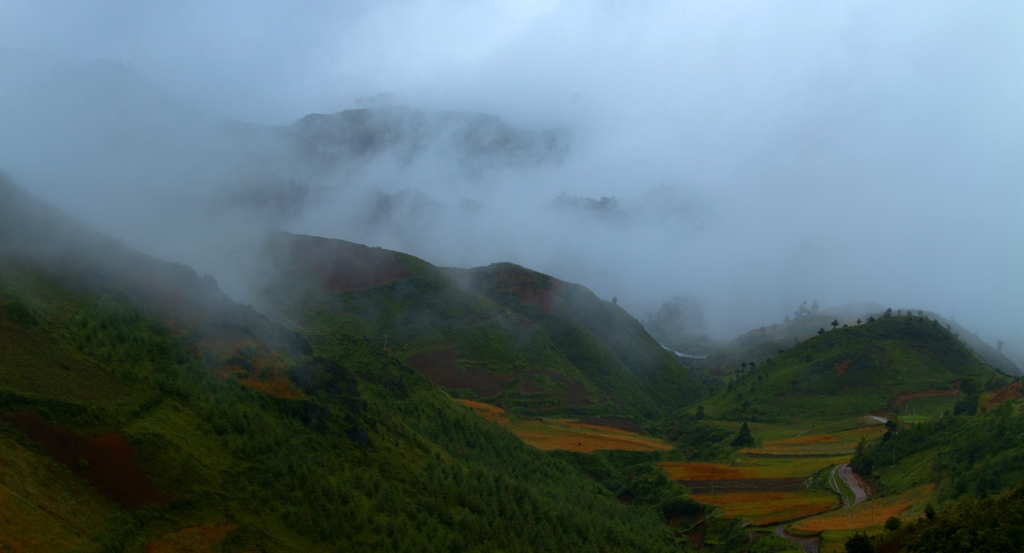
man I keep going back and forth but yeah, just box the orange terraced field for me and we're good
[567,422,636,435]
[459,399,510,423]
[458,400,670,452]
[513,421,672,453]
[660,456,849,481]
[660,462,763,480]
[692,491,837,525]
[790,484,935,532]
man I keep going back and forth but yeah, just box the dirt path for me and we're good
[777,463,869,551]
[774,525,820,553]
[838,463,869,505]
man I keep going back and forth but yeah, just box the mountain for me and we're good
[0,173,682,551]
[286,107,569,177]
[695,303,1020,378]
[701,314,1002,422]
[0,53,567,189]
[249,233,704,421]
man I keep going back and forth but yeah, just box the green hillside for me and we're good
[0,174,687,551]
[841,382,1024,552]
[251,233,703,420]
[701,315,998,422]
[697,302,1019,379]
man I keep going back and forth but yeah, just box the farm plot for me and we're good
[789,483,935,532]
[691,490,837,526]
[659,456,850,481]
[458,400,671,453]
[659,419,889,526]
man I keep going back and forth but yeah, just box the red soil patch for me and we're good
[835,358,851,376]
[490,267,562,314]
[405,350,510,399]
[288,235,411,293]
[1,412,170,510]
[981,380,1021,410]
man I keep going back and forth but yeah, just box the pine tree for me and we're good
[732,422,754,447]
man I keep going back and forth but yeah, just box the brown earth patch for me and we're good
[835,359,851,376]
[198,326,304,399]
[491,267,563,314]
[679,478,808,494]
[146,523,239,553]
[288,235,411,293]
[458,400,510,423]
[981,380,1021,411]
[576,417,646,435]
[1,412,170,510]
[404,350,509,399]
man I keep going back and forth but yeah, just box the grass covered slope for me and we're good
[0,174,680,552]
[253,233,703,420]
[703,315,996,422]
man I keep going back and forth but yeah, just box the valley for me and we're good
[2,172,1023,552]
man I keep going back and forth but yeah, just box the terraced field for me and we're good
[458,400,671,453]
[659,417,887,526]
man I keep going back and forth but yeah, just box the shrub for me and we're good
[884,516,902,531]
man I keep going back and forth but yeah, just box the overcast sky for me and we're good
[2,1,1022,354]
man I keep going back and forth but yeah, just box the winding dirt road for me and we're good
[776,463,870,552]
[838,463,869,505]
[774,526,820,553]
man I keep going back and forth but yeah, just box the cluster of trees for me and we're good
[852,397,1024,503]
[2,270,692,552]
[785,300,819,323]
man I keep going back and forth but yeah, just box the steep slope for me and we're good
[252,234,703,420]
[702,315,999,422]
[0,174,679,551]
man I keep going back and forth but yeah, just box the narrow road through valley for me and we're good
[776,463,870,552]
[774,526,820,553]
[838,463,869,506]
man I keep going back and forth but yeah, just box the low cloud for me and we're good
[0,1,1021,361]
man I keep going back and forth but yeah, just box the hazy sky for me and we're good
[2,1,1022,355]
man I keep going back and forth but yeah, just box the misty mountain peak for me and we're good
[288,106,569,172]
